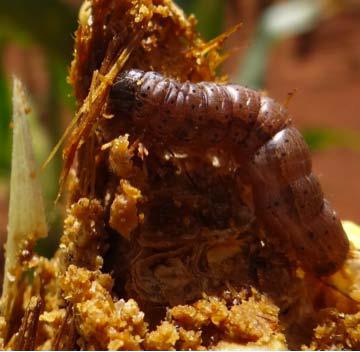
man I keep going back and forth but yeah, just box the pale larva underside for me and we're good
[109,69,349,276]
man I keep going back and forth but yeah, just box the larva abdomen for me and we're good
[109,69,349,276]
[250,127,349,275]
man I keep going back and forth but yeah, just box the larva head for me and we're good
[110,69,145,116]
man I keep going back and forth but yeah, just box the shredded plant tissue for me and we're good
[1,0,360,350]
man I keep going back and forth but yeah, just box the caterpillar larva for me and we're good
[109,69,349,276]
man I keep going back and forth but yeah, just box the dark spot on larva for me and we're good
[147,86,151,90]
[285,139,289,143]
[192,104,196,110]
[212,133,219,141]
[281,152,287,157]
[326,262,336,272]
[308,231,315,240]
[216,106,219,111]
[211,88,214,92]
[332,215,336,221]
[141,93,147,98]
[299,246,305,251]
[192,89,196,93]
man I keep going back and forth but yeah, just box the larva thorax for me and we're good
[109,69,349,276]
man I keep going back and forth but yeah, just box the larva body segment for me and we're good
[109,69,349,276]
[250,128,312,186]
[250,128,348,275]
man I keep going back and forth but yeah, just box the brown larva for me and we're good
[109,69,349,276]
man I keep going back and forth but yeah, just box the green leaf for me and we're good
[176,0,225,40]
[0,0,77,61]
[303,128,360,151]
[236,29,273,89]
[192,0,225,40]
[0,64,12,177]
[49,58,75,113]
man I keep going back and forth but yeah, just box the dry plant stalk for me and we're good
[10,297,43,351]
[1,78,47,339]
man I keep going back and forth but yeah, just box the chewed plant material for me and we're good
[0,0,359,350]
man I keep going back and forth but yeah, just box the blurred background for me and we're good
[0,0,359,262]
